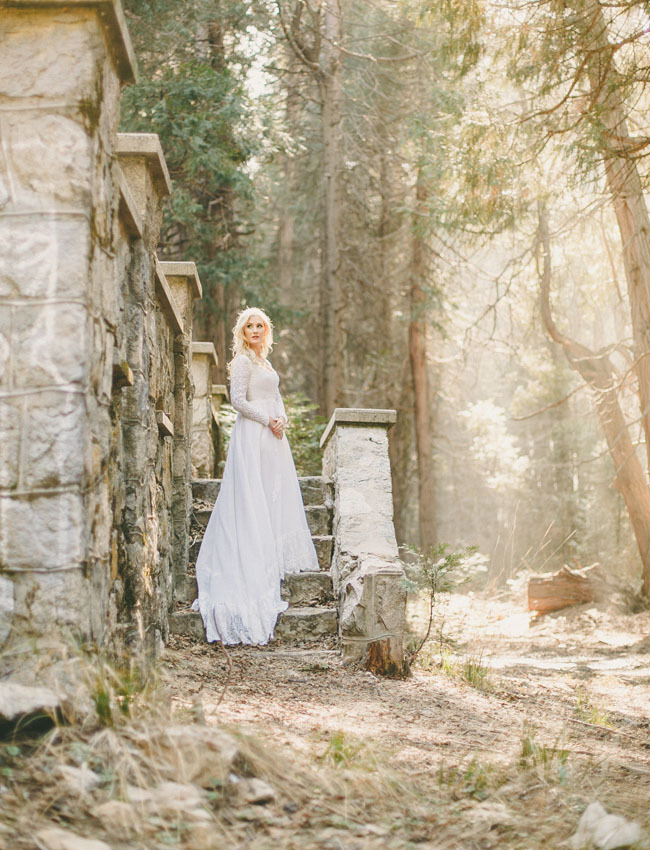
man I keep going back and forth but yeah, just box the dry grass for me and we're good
[2,594,650,849]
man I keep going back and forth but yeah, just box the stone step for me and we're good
[168,606,338,644]
[281,571,335,606]
[188,533,333,572]
[192,504,330,537]
[274,607,338,642]
[175,561,336,606]
[192,476,332,508]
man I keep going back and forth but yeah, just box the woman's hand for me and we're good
[269,417,285,440]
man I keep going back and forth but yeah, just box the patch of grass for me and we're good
[519,724,569,784]
[439,648,494,692]
[461,652,493,692]
[575,687,612,728]
[320,730,365,768]
[438,756,499,801]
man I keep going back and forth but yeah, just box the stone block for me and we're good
[4,111,91,208]
[0,492,85,571]
[281,571,334,606]
[0,218,90,299]
[22,391,85,489]
[11,567,90,633]
[274,607,338,643]
[0,10,104,100]
[0,574,14,646]
[12,303,87,389]
[0,308,10,389]
[305,505,331,536]
[0,398,21,489]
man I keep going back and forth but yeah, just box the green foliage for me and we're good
[121,0,264,331]
[217,391,326,477]
[402,543,478,666]
[284,392,327,477]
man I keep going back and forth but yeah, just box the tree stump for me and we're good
[527,564,605,614]
[364,638,410,679]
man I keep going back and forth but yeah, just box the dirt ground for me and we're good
[160,589,650,849]
[3,589,650,850]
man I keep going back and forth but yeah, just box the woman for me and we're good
[191,307,319,645]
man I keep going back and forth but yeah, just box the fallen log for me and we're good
[527,563,605,614]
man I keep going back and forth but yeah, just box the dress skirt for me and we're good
[192,396,318,645]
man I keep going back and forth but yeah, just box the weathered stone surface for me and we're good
[192,478,221,504]
[282,571,335,606]
[570,802,643,850]
[312,535,333,570]
[320,407,397,450]
[0,575,14,646]
[0,492,84,570]
[34,827,112,850]
[322,411,406,670]
[0,682,60,726]
[11,568,90,633]
[0,11,106,100]
[5,111,91,208]
[228,776,276,806]
[58,764,101,795]
[126,781,210,821]
[299,476,332,506]
[274,607,338,642]
[0,218,90,300]
[305,505,331,536]
[92,800,142,837]
[169,611,205,640]
[12,303,87,389]
[22,392,85,488]
[132,724,239,787]
[0,399,20,489]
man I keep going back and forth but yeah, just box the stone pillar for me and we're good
[0,1,136,659]
[114,134,173,656]
[157,262,202,590]
[190,343,219,479]
[321,409,408,675]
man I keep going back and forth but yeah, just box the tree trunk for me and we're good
[318,0,344,415]
[538,201,650,597]
[573,0,650,473]
[409,169,437,549]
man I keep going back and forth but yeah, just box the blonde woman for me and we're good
[191,307,319,644]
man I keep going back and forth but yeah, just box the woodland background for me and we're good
[120,0,650,599]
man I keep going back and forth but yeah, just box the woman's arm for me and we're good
[230,356,270,426]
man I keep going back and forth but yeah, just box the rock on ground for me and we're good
[570,802,642,850]
[34,827,112,850]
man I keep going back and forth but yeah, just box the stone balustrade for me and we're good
[321,409,408,675]
[191,342,219,479]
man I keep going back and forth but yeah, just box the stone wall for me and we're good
[0,1,200,668]
[321,409,408,674]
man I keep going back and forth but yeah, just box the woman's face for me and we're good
[243,315,266,349]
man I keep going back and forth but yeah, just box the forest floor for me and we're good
[3,588,650,850]
[160,588,650,849]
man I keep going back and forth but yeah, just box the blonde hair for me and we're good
[229,307,274,373]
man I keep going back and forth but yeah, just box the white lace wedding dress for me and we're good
[191,353,319,644]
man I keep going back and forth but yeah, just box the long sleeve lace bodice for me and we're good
[230,354,286,427]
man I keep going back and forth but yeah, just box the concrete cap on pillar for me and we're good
[116,133,172,198]
[191,341,218,368]
[320,408,397,450]
[158,262,202,300]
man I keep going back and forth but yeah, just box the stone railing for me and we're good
[190,342,219,479]
[320,409,408,675]
[0,0,202,669]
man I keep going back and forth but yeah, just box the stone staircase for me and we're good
[169,476,339,645]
